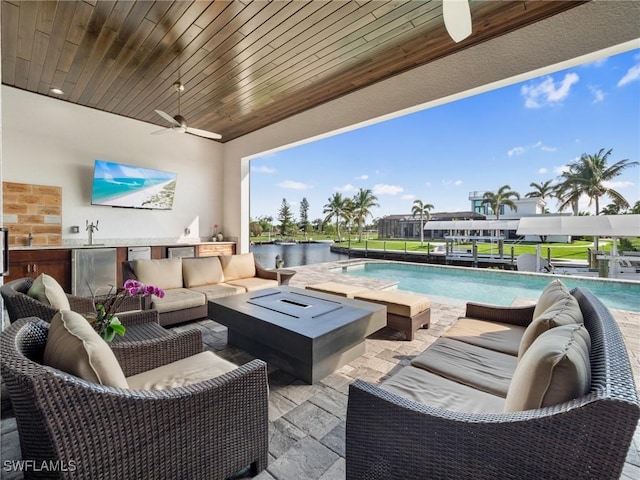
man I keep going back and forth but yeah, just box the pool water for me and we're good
[339,262,640,312]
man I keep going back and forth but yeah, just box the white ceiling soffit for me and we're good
[516,215,640,237]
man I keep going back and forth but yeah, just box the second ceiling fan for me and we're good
[152,82,221,140]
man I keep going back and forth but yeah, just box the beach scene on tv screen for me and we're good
[91,160,177,210]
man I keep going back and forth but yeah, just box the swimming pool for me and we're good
[338,262,640,312]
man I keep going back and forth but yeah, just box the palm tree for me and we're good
[411,199,434,247]
[352,188,379,242]
[557,149,638,215]
[323,192,346,241]
[556,149,638,251]
[343,198,355,242]
[555,164,582,216]
[525,180,554,213]
[481,185,520,220]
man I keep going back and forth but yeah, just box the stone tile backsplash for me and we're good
[2,182,62,247]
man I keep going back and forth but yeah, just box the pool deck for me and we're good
[1,259,638,479]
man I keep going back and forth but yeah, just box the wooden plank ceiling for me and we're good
[1,0,581,142]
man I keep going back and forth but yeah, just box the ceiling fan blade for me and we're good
[186,127,222,140]
[443,0,472,43]
[155,109,180,126]
[151,127,171,135]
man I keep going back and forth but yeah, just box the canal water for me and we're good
[250,242,348,268]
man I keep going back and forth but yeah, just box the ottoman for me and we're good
[305,282,370,299]
[354,290,431,340]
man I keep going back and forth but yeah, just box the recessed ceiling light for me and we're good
[50,88,64,95]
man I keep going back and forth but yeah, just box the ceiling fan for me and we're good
[152,82,222,140]
[443,0,472,43]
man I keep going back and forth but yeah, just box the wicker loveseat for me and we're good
[346,286,640,480]
[0,316,269,479]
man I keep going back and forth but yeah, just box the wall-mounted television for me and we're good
[91,160,177,210]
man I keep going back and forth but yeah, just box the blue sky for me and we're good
[250,48,640,222]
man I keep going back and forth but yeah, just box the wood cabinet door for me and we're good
[197,244,236,257]
[7,249,71,292]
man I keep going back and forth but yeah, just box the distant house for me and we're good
[379,192,570,241]
[378,211,485,239]
[469,191,545,218]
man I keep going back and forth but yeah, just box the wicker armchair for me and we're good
[0,277,145,325]
[346,288,640,480]
[0,317,269,479]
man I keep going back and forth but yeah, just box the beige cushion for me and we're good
[224,277,278,292]
[380,366,505,414]
[518,295,584,358]
[306,282,370,298]
[411,338,517,397]
[504,324,591,412]
[151,288,206,313]
[442,318,526,356]
[354,290,430,317]
[127,351,237,390]
[43,311,128,388]
[220,253,256,281]
[532,279,570,320]
[132,257,183,290]
[182,257,224,287]
[191,283,246,300]
[27,273,71,310]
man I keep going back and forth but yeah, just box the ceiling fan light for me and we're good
[443,0,472,43]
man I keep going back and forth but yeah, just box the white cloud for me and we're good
[373,184,403,195]
[277,180,312,190]
[355,174,368,180]
[583,58,607,68]
[425,181,432,187]
[251,165,276,174]
[538,168,548,174]
[442,179,463,187]
[603,180,635,189]
[508,141,556,156]
[401,194,416,200]
[617,63,640,87]
[554,165,571,175]
[335,183,355,192]
[521,73,579,108]
[508,146,525,157]
[588,85,605,103]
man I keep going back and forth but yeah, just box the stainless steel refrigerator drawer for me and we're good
[167,246,195,258]
[72,248,117,297]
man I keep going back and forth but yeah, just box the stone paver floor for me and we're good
[1,260,639,479]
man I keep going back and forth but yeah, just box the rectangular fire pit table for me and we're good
[208,286,386,383]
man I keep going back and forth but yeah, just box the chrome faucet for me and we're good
[86,220,99,246]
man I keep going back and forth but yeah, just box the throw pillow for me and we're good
[183,257,224,287]
[43,310,128,388]
[132,257,183,290]
[532,279,570,320]
[27,273,71,310]
[220,253,256,281]
[504,324,591,412]
[518,294,584,358]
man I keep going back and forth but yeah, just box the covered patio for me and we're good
[2,260,639,479]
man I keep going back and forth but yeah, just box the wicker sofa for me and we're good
[122,252,283,326]
[0,315,269,479]
[346,285,640,480]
